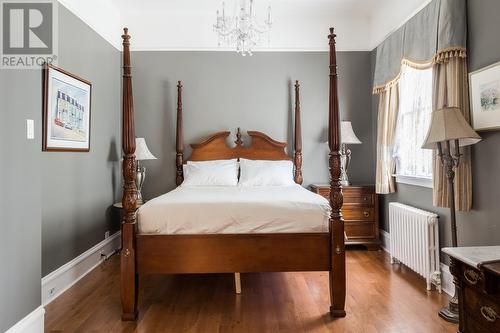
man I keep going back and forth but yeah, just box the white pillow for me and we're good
[239,159,296,186]
[182,159,238,186]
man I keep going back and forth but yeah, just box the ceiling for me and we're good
[59,0,431,51]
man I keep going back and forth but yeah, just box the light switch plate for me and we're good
[27,119,34,139]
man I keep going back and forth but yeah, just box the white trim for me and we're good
[4,306,45,333]
[394,174,433,188]
[129,46,369,52]
[41,232,121,306]
[380,229,391,253]
[440,263,455,296]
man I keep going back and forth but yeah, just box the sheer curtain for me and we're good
[375,83,399,194]
[393,65,433,179]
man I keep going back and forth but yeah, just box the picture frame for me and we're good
[43,64,92,151]
[469,60,500,131]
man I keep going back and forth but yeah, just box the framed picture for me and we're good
[469,61,500,131]
[43,64,92,151]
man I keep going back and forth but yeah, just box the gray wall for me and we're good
[0,5,120,330]
[131,51,375,199]
[0,68,43,332]
[41,7,121,276]
[377,0,500,253]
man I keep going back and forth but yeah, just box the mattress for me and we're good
[137,184,331,234]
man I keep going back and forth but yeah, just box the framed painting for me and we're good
[469,61,500,131]
[43,64,92,151]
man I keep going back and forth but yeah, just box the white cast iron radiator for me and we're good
[389,202,441,292]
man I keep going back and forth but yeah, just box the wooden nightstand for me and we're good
[112,202,143,222]
[310,184,380,250]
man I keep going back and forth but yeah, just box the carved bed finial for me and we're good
[235,127,243,146]
[176,81,184,186]
[294,80,303,184]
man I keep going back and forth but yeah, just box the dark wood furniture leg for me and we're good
[121,28,139,321]
[176,81,184,186]
[294,80,303,185]
[328,28,346,317]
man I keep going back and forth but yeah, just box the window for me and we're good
[393,64,433,187]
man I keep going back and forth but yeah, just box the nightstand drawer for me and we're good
[344,193,374,205]
[343,207,375,221]
[345,222,376,240]
[464,286,500,332]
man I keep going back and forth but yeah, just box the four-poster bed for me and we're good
[120,27,346,320]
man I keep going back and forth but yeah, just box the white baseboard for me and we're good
[41,231,121,306]
[440,263,454,296]
[5,306,45,333]
[380,229,390,253]
[380,230,453,296]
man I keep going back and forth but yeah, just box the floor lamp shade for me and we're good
[422,107,481,149]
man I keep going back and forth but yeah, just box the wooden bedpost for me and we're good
[121,27,138,321]
[328,27,346,317]
[176,81,184,186]
[294,80,303,185]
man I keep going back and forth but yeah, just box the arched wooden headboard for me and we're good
[175,81,303,185]
[187,129,290,162]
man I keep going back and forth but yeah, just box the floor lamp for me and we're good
[422,107,481,323]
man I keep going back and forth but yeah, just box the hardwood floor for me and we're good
[45,249,457,332]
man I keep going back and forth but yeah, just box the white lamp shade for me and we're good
[135,138,157,160]
[422,107,481,149]
[341,121,362,144]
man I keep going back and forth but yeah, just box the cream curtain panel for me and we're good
[432,57,473,211]
[376,83,399,194]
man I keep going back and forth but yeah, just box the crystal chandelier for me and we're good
[214,0,272,56]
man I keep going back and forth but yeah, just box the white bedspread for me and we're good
[137,185,330,234]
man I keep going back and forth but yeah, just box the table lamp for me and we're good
[422,107,481,323]
[135,138,157,204]
[340,121,362,186]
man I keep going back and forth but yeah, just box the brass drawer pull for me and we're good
[480,306,499,323]
[464,269,481,285]
[363,211,370,218]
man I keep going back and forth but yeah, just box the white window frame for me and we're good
[394,174,433,188]
[393,64,434,189]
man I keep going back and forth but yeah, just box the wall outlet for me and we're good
[26,119,34,139]
[49,287,55,297]
[104,231,110,239]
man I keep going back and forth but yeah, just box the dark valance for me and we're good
[373,0,467,93]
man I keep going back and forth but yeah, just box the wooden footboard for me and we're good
[136,233,330,274]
